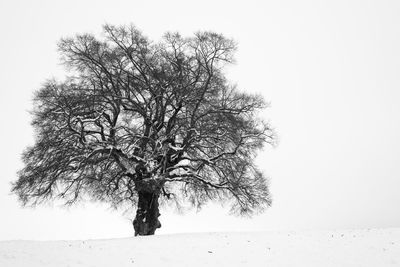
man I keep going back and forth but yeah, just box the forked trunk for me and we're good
[133,191,161,236]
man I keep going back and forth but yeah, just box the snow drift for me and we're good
[1,228,399,267]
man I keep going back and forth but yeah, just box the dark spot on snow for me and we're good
[341,234,344,237]
[208,251,213,253]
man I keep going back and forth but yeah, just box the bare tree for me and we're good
[12,24,275,236]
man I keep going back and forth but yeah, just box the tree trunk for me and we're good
[133,191,161,236]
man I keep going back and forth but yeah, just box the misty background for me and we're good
[0,0,399,240]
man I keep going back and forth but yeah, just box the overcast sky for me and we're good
[1,0,399,240]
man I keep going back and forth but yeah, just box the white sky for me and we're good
[1,0,399,240]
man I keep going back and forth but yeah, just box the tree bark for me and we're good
[133,191,161,236]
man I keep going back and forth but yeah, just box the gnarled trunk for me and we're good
[133,191,161,236]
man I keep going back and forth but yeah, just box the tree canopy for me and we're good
[12,24,275,235]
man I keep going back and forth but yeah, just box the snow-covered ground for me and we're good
[0,228,399,267]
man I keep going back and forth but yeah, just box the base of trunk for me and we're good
[133,191,161,236]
